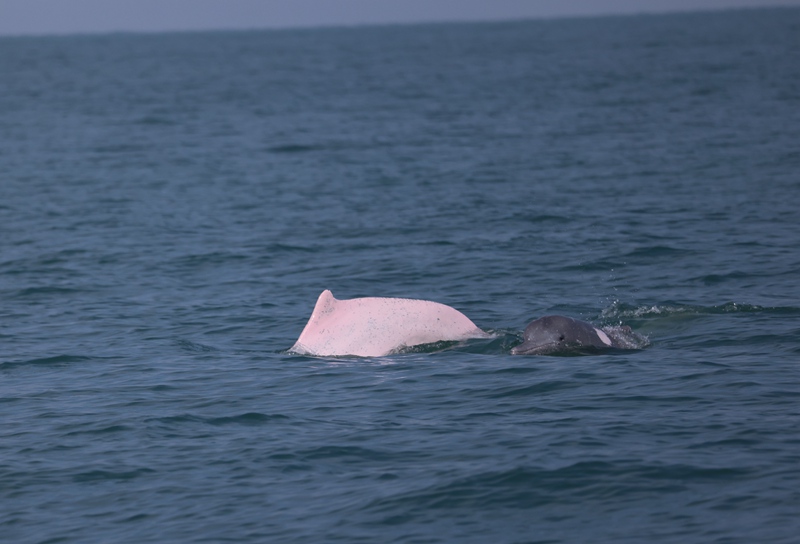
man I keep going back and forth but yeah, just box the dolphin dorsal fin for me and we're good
[310,289,338,319]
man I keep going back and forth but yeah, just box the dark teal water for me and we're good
[2,8,800,543]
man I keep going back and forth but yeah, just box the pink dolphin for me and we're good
[290,290,489,357]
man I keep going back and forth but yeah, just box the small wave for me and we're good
[148,412,290,428]
[267,242,317,253]
[64,424,131,437]
[170,251,250,268]
[395,334,513,356]
[73,467,155,483]
[267,143,320,153]
[486,380,576,398]
[135,116,176,126]
[396,340,465,354]
[366,462,753,514]
[12,286,85,298]
[624,245,698,259]
[517,213,571,224]
[175,339,219,353]
[207,412,290,426]
[559,259,626,273]
[0,354,93,370]
[600,301,800,322]
[299,445,400,462]
[694,271,752,285]
[92,143,146,154]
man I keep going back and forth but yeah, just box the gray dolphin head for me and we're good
[511,315,616,355]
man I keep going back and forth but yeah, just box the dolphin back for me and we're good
[290,290,487,357]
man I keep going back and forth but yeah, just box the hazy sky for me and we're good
[1,0,798,36]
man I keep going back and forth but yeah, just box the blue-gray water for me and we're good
[2,7,800,543]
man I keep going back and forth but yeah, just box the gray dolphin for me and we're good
[511,315,625,355]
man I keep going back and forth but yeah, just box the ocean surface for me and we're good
[2,7,800,543]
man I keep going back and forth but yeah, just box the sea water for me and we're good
[1,7,799,543]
